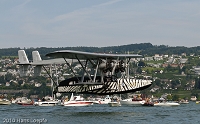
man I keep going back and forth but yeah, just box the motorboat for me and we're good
[93,95,112,104]
[120,94,145,106]
[0,99,11,105]
[153,97,180,106]
[11,98,17,104]
[108,96,121,107]
[179,99,189,104]
[34,96,59,106]
[142,102,154,106]
[142,98,154,107]
[154,101,180,106]
[108,101,121,107]
[62,93,93,106]
[16,97,34,106]
[34,101,59,106]
[120,98,145,106]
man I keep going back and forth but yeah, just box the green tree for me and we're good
[5,73,14,82]
[136,67,142,74]
[167,94,172,100]
[195,77,200,89]
[0,76,5,84]
[138,61,145,67]
[172,94,179,101]
[171,79,180,89]
[154,79,161,86]
[18,80,23,86]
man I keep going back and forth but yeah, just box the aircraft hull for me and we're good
[56,78,152,95]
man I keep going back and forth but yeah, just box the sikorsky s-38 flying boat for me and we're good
[18,50,152,95]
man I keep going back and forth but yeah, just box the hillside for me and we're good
[1,43,200,100]
[1,43,200,58]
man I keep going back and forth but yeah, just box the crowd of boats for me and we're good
[0,94,193,107]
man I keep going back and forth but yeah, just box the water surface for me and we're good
[0,102,199,124]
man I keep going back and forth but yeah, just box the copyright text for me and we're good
[3,118,48,124]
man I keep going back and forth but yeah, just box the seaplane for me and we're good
[18,49,152,95]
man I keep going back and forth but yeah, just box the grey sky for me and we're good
[0,0,200,48]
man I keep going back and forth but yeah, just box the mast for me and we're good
[50,64,54,100]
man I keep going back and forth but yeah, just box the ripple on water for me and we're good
[1,102,200,124]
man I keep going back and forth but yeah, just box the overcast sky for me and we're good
[1,0,200,48]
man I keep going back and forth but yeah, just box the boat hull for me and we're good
[120,99,145,106]
[34,101,59,106]
[63,101,93,106]
[142,102,154,107]
[108,102,121,107]
[93,97,112,104]
[17,102,34,106]
[154,102,180,106]
[93,101,110,104]
[57,78,152,95]
[0,101,11,105]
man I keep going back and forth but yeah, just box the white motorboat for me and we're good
[0,99,11,105]
[62,93,93,106]
[120,94,146,106]
[108,96,121,107]
[108,101,121,107]
[93,95,112,104]
[179,99,189,104]
[16,97,34,106]
[154,101,180,106]
[153,97,180,106]
[11,99,17,104]
[34,96,59,106]
[34,101,59,106]
[120,98,145,105]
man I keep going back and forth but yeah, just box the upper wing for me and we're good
[45,50,142,60]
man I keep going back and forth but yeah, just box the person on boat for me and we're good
[64,97,68,102]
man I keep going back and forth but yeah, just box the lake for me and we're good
[0,102,199,124]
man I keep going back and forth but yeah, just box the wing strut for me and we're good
[93,59,100,83]
[126,58,131,79]
[111,57,119,75]
[75,55,93,82]
[81,59,88,82]
[42,65,57,87]
[63,57,80,82]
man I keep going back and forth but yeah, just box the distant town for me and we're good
[0,50,200,99]
[1,43,200,102]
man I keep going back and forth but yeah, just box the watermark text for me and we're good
[3,118,48,124]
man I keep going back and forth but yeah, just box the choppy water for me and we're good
[0,102,199,124]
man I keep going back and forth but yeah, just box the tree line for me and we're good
[1,43,200,58]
